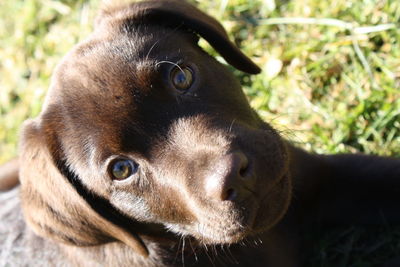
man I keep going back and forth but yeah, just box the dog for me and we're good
[1,0,399,266]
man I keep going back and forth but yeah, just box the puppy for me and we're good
[0,0,399,266]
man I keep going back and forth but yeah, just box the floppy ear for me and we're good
[0,158,19,191]
[98,0,261,74]
[18,118,149,257]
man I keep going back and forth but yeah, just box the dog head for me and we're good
[19,0,291,257]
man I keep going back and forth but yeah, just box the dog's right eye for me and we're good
[109,158,139,180]
[170,65,194,91]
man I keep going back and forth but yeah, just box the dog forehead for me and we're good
[64,33,155,94]
[42,26,203,155]
[53,25,198,101]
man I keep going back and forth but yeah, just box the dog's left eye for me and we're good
[170,66,194,91]
[109,158,139,180]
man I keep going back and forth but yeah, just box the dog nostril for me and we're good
[205,152,252,202]
[239,164,249,177]
[224,188,237,201]
[238,154,250,178]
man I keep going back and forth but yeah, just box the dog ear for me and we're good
[0,158,19,191]
[98,0,261,74]
[18,117,149,257]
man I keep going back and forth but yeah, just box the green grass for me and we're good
[0,0,399,265]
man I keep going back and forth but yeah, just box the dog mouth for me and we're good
[251,172,292,232]
[174,172,291,245]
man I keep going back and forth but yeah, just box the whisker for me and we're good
[226,244,239,264]
[181,236,186,267]
[203,243,216,267]
[173,236,183,264]
[145,40,160,61]
[253,236,263,246]
[228,119,236,133]
[212,244,218,258]
[188,238,199,262]
[155,60,183,73]
[143,23,185,62]
[220,244,231,265]
[243,237,251,247]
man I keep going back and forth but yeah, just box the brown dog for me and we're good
[1,0,399,266]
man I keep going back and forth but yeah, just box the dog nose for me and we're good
[205,152,255,202]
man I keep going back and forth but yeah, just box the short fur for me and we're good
[0,158,19,192]
[1,0,399,266]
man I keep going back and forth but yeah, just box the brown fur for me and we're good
[1,0,399,266]
[0,158,19,191]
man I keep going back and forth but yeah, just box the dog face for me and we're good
[18,0,291,256]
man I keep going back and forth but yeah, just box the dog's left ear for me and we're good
[18,118,149,257]
[98,0,261,74]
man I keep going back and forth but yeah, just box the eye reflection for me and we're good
[109,158,138,180]
[170,66,193,91]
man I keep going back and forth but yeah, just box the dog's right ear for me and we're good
[18,117,149,257]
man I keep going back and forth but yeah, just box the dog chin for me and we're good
[165,221,251,245]
[163,202,254,244]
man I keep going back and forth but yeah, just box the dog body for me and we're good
[1,1,400,266]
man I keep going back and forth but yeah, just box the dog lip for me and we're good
[250,172,292,233]
[241,171,290,228]
[257,170,289,200]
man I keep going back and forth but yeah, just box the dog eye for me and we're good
[109,158,139,180]
[170,66,193,91]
